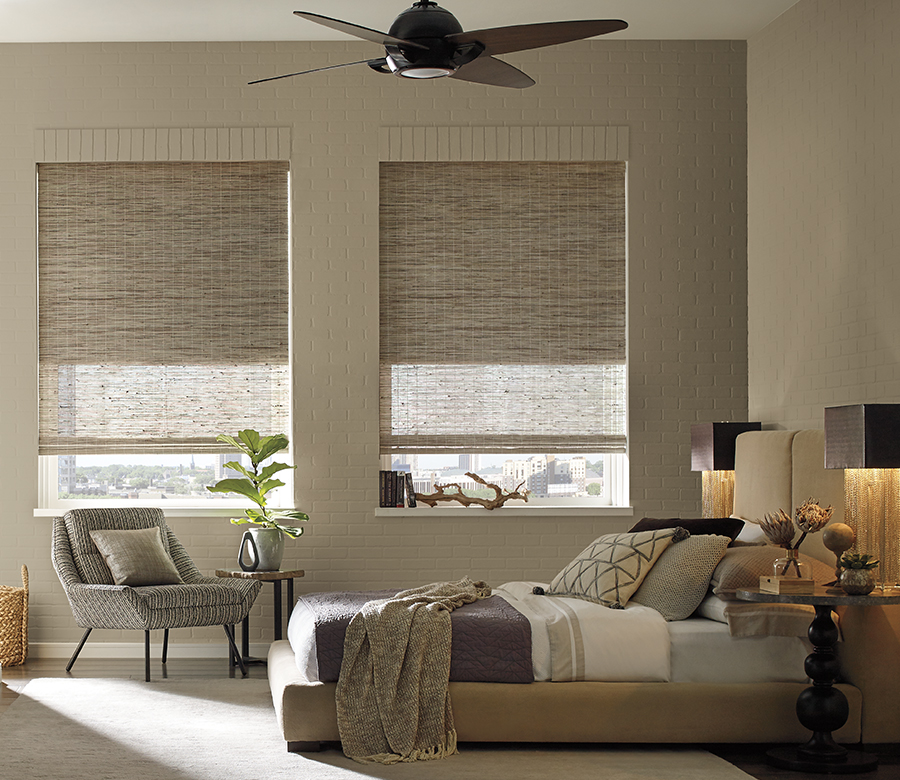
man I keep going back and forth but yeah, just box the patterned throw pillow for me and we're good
[89,527,183,586]
[630,534,731,620]
[547,527,687,607]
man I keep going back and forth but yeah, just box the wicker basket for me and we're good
[0,565,28,666]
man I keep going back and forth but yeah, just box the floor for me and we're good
[2,657,899,779]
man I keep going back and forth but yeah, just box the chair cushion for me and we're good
[89,527,183,586]
[133,578,262,630]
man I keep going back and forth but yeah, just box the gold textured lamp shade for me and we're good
[825,404,900,588]
[691,422,762,518]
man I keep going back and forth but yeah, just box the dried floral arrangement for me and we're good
[416,472,530,510]
[759,498,833,576]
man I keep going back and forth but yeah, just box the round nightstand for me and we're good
[736,587,900,774]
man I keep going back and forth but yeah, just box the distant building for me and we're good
[501,455,588,497]
[58,455,77,494]
[392,454,418,472]
[459,454,481,472]
[215,453,246,481]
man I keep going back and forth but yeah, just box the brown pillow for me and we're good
[89,527,183,586]
[709,545,832,599]
[629,517,744,542]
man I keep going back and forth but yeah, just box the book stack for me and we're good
[379,471,417,508]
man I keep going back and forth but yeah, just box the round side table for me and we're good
[736,587,900,774]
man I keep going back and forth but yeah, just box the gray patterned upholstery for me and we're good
[51,508,261,675]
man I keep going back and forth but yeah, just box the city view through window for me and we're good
[392,454,607,500]
[54,453,285,503]
[51,452,610,506]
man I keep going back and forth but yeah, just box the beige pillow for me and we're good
[630,534,731,620]
[548,527,685,607]
[89,527,183,586]
[709,545,832,599]
[696,593,822,638]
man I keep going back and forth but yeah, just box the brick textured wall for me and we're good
[747,0,900,429]
[0,38,747,648]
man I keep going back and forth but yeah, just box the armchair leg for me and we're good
[223,625,248,677]
[162,628,169,664]
[66,628,93,672]
[145,631,151,682]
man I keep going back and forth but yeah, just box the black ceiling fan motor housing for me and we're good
[387,1,465,68]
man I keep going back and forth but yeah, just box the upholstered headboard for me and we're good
[731,429,844,565]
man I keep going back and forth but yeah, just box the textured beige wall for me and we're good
[747,0,900,429]
[0,38,747,650]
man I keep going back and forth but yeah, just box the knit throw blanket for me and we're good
[335,577,491,764]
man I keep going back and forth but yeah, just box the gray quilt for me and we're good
[299,588,533,684]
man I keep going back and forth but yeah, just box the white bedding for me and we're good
[493,581,670,682]
[668,618,810,683]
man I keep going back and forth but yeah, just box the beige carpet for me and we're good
[0,677,754,780]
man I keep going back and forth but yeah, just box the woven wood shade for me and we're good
[379,161,626,454]
[38,161,290,455]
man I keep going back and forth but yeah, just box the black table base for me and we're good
[767,604,877,774]
[226,575,297,668]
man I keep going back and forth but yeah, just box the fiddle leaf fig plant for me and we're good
[207,429,308,538]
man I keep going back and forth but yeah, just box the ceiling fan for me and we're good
[250,0,627,88]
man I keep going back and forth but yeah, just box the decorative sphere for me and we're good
[822,523,855,553]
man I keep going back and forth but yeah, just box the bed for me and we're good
[267,429,900,749]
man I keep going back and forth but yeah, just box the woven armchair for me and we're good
[52,507,261,681]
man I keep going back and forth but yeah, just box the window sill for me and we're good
[374,505,633,518]
[34,506,254,519]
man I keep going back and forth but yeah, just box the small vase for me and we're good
[773,548,810,579]
[238,527,284,572]
[839,568,876,595]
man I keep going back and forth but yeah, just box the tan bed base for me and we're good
[267,639,861,751]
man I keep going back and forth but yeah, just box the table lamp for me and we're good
[824,404,900,589]
[691,422,762,518]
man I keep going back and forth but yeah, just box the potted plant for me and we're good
[207,429,308,572]
[838,553,879,595]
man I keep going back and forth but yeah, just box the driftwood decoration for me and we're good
[416,472,530,510]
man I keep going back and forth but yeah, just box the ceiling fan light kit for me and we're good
[250,0,627,88]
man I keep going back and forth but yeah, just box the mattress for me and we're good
[287,581,812,686]
[668,618,810,683]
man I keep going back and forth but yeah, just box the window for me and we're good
[390,452,626,506]
[37,161,291,508]
[379,161,627,505]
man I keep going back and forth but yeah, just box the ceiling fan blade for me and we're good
[450,56,535,89]
[293,11,428,51]
[446,19,627,56]
[249,59,385,85]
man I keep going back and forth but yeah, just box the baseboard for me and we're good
[28,641,272,659]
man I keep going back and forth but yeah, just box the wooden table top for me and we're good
[215,569,305,581]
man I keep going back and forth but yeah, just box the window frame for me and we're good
[377,128,630,511]
[32,128,295,512]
